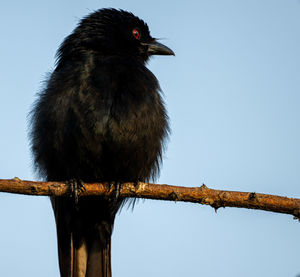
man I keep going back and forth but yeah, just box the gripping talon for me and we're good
[68,179,85,205]
[110,181,122,202]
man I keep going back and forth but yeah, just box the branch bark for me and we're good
[1,178,300,219]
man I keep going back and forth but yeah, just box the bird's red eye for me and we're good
[132,28,140,40]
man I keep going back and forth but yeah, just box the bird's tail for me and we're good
[51,196,118,277]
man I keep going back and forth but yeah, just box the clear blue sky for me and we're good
[0,1,300,276]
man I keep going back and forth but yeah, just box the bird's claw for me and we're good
[68,179,85,205]
[110,181,122,202]
[134,180,140,188]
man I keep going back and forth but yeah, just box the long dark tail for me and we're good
[51,196,119,277]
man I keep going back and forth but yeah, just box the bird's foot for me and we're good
[110,181,122,203]
[68,179,86,205]
[134,180,140,188]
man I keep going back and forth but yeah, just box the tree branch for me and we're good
[1,178,300,219]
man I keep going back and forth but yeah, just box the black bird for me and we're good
[29,8,173,277]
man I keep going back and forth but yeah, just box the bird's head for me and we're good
[57,8,174,64]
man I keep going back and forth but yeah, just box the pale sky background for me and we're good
[0,1,300,276]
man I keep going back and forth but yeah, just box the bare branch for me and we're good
[1,178,300,219]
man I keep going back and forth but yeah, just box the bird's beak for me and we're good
[143,41,175,56]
